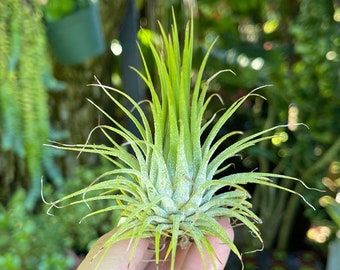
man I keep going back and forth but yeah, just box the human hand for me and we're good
[77,218,233,270]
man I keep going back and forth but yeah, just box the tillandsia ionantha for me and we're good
[44,11,315,270]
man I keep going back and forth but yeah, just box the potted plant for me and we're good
[43,0,105,65]
[45,12,315,269]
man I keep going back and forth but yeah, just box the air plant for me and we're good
[45,12,314,270]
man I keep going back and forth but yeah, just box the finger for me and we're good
[77,230,152,270]
[129,239,155,270]
[145,241,193,270]
[179,218,234,270]
[145,218,234,270]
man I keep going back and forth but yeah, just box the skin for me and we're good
[77,218,234,270]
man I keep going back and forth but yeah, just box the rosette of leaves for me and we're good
[46,12,313,270]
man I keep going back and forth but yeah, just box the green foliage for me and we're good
[0,0,25,156]
[0,190,74,270]
[259,0,339,249]
[44,161,122,250]
[186,0,339,251]
[319,161,340,234]
[0,160,119,270]
[285,0,339,144]
[0,0,63,208]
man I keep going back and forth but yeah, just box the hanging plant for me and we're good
[0,0,62,208]
[42,0,106,65]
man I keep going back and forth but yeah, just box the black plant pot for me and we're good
[46,2,105,65]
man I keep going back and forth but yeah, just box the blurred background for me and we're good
[0,0,339,269]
